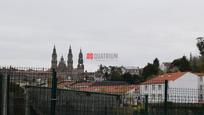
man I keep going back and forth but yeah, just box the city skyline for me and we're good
[0,0,203,71]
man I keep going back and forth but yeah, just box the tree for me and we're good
[122,72,142,84]
[196,56,204,72]
[122,72,134,83]
[197,37,204,56]
[190,56,199,72]
[196,37,204,72]
[142,63,155,80]
[132,74,142,83]
[170,56,191,72]
[142,58,160,80]
[109,66,123,81]
[153,58,160,74]
[153,58,159,68]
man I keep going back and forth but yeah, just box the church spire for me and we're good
[77,48,84,70]
[67,45,73,72]
[60,55,65,62]
[51,45,57,69]
[69,45,72,54]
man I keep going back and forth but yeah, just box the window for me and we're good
[158,94,162,100]
[200,94,203,101]
[158,85,162,90]
[200,77,203,82]
[152,94,155,100]
[145,85,148,91]
[152,85,155,90]
[200,85,203,90]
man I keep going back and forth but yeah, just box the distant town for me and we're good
[1,38,204,115]
[1,0,204,114]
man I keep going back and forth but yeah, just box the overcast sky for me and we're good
[0,0,203,71]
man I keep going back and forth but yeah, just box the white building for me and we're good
[159,62,171,72]
[140,72,201,103]
[121,66,141,75]
[195,73,204,102]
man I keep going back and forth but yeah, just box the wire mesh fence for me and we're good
[0,67,143,115]
[27,86,124,115]
[0,67,52,115]
[140,78,204,115]
[0,73,2,115]
[1,66,204,115]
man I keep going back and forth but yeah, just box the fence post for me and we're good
[0,74,2,115]
[145,95,148,115]
[25,87,30,115]
[6,75,10,115]
[164,80,168,115]
[51,69,57,115]
[105,106,107,115]
[2,73,8,115]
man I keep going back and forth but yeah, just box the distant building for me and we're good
[194,73,204,102]
[140,72,201,103]
[51,45,85,81]
[121,66,142,75]
[159,62,171,72]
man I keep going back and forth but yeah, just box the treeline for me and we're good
[97,65,143,84]
[140,38,204,81]
[99,38,204,84]
[99,56,193,84]
[190,37,204,72]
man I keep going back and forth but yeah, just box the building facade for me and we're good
[159,62,171,73]
[121,66,142,75]
[140,72,201,103]
[51,45,85,81]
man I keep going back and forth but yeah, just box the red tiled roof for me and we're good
[79,85,139,94]
[58,81,94,89]
[57,81,75,89]
[142,72,186,84]
[57,81,139,94]
[72,82,94,87]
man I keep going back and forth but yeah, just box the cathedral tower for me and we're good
[51,46,57,69]
[77,49,84,73]
[67,45,73,73]
[58,55,67,72]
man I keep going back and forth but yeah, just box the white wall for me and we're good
[168,72,198,89]
[140,72,200,103]
[198,76,204,101]
[168,72,199,103]
[140,83,165,102]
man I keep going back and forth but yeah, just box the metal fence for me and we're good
[27,86,123,115]
[1,66,204,115]
[0,73,2,115]
[0,67,52,115]
[0,67,142,115]
[140,80,204,115]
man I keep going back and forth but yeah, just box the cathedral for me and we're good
[51,45,84,81]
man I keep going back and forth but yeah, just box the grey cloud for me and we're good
[0,0,203,71]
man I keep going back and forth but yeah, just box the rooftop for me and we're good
[57,81,137,94]
[142,72,186,84]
